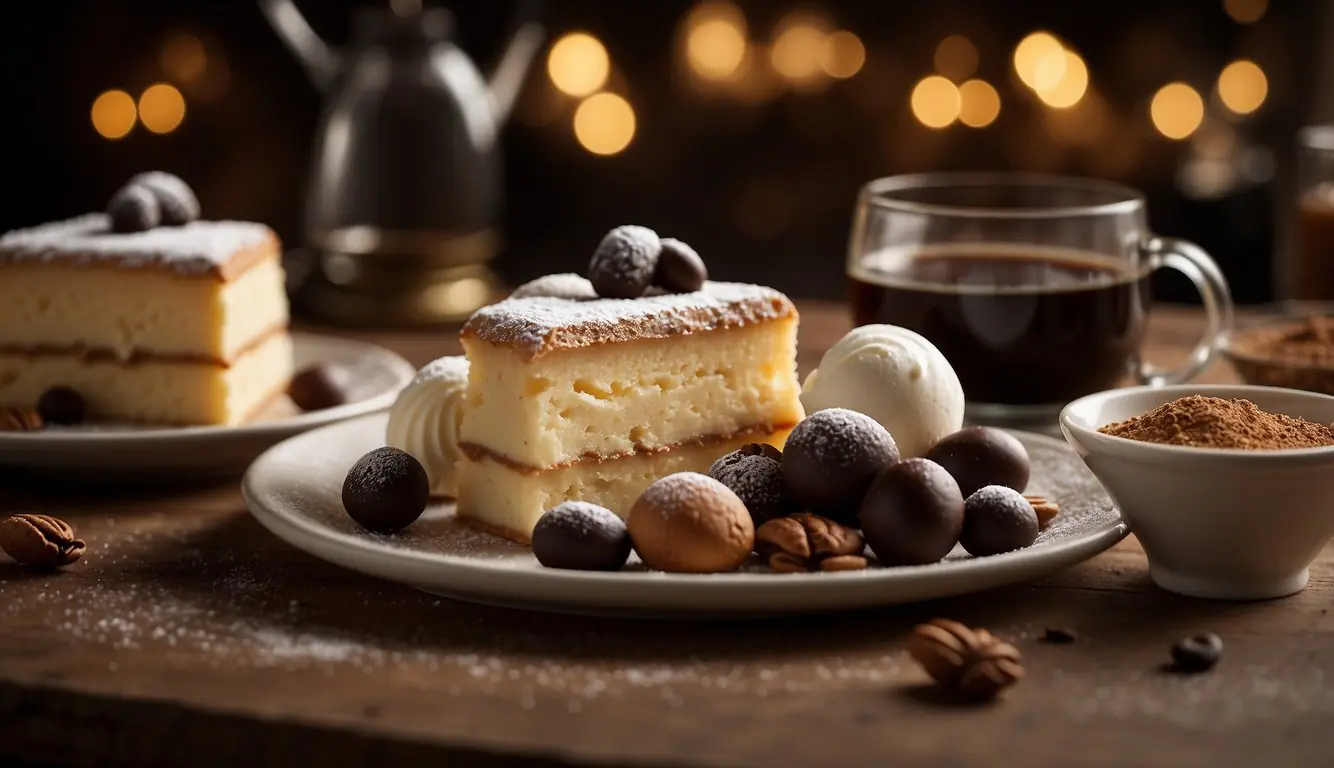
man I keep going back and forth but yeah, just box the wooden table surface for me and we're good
[2,303,1332,768]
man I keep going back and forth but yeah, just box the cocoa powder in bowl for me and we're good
[1098,395,1334,450]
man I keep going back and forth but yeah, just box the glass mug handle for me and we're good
[1137,237,1236,386]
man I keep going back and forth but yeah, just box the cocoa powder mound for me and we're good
[1098,395,1334,450]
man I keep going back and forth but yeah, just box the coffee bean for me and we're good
[108,185,160,233]
[653,238,707,293]
[1170,633,1223,673]
[37,386,86,426]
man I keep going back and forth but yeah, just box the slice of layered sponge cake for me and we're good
[457,274,804,542]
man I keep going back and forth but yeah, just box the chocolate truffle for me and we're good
[108,185,160,233]
[341,447,430,533]
[627,472,754,573]
[859,458,964,566]
[708,444,796,526]
[924,426,1030,497]
[782,408,899,525]
[37,386,86,426]
[288,364,352,412]
[532,501,632,571]
[588,225,661,299]
[129,171,200,226]
[654,238,707,293]
[959,485,1039,557]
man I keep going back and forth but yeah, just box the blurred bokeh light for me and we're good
[1151,82,1205,139]
[958,79,1000,128]
[138,84,186,134]
[573,92,636,155]
[822,31,865,80]
[90,89,136,140]
[934,35,978,82]
[1217,59,1268,115]
[911,75,961,129]
[683,2,748,82]
[547,32,610,97]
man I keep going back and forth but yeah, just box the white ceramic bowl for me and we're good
[1061,384,1334,600]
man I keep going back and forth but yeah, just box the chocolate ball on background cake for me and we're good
[925,426,1031,497]
[129,171,200,226]
[532,501,632,571]
[782,408,899,526]
[959,485,1040,557]
[107,185,161,233]
[588,225,662,299]
[627,472,754,573]
[800,325,965,458]
[342,447,430,533]
[36,386,87,426]
[859,457,964,565]
[708,443,796,526]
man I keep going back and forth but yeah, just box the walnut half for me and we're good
[755,513,867,573]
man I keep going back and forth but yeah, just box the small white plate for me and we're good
[0,333,416,480]
[243,414,1128,617]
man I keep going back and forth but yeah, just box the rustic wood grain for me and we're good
[2,302,1332,768]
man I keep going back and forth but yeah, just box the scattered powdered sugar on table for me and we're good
[0,213,274,277]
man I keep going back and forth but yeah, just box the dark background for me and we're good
[0,0,1322,305]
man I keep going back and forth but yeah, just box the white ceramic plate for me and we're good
[243,414,1128,618]
[0,333,416,479]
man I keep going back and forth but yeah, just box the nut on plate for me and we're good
[0,514,86,568]
[1025,495,1060,530]
[755,513,867,573]
[0,406,44,432]
[907,618,1024,701]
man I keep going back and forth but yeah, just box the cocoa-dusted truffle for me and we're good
[588,225,661,299]
[959,485,1039,557]
[37,386,86,426]
[924,426,1030,497]
[708,443,796,526]
[108,185,160,233]
[532,501,632,571]
[627,472,754,573]
[129,171,200,226]
[859,457,964,565]
[341,447,430,533]
[782,408,899,526]
[288,364,353,412]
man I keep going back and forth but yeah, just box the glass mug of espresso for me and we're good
[847,173,1235,424]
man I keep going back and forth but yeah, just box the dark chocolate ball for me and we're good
[859,458,964,566]
[960,485,1039,557]
[129,171,200,226]
[36,386,86,426]
[342,447,429,533]
[532,501,632,571]
[924,426,1031,497]
[782,408,899,526]
[588,225,661,299]
[288,364,352,412]
[653,238,707,293]
[107,185,160,233]
[708,444,797,526]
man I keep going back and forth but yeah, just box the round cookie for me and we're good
[532,501,632,571]
[708,443,796,526]
[627,472,754,573]
[859,457,964,566]
[959,485,1039,557]
[924,426,1030,497]
[782,408,899,526]
[341,447,430,533]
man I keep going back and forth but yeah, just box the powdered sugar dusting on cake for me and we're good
[509,273,599,300]
[464,279,795,359]
[0,213,276,278]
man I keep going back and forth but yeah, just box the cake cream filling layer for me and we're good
[0,332,293,425]
[456,429,789,543]
[0,256,288,363]
[460,318,804,470]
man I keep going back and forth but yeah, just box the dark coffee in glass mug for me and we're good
[846,174,1234,424]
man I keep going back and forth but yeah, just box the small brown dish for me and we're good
[1220,304,1334,396]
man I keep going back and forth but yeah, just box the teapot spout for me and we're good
[487,22,544,125]
[259,0,340,91]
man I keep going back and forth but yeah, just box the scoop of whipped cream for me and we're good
[800,324,964,458]
[385,355,470,498]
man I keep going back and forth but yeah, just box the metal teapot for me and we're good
[260,0,542,324]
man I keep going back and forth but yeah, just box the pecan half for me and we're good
[0,514,85,568]
[1025,495,1060,530]
[755,513,867,573]
[907,618,1024,701]
[0,406,43,432]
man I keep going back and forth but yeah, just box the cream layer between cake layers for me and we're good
[0,214,293,425]
[456,275,804,543]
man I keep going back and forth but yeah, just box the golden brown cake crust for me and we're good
[0,214,280,282]
[462,275,797,361]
